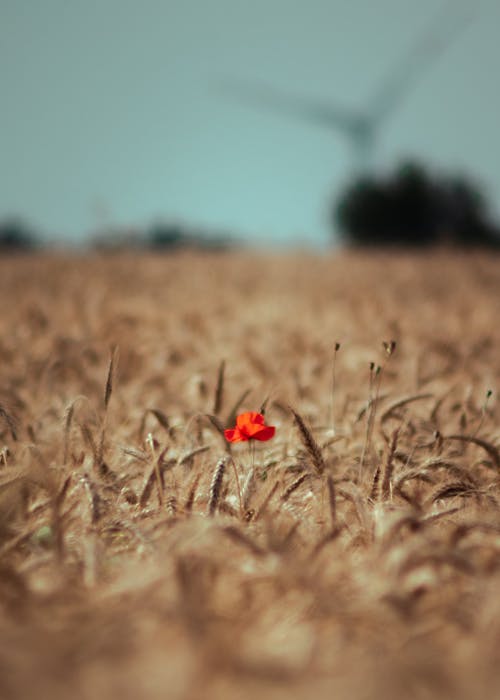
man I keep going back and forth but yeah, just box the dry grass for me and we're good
[0,249,499,699]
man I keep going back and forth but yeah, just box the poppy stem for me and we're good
[249,441,256,474]
[228,456,244,517]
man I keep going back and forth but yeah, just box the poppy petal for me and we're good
[252,425,275,441]
[224,427,247,443]
[236,411,264,430]
[244,420,269,438]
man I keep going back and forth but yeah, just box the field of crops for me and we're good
[0,250,499,699]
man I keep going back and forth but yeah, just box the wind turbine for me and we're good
[220,1,474,175]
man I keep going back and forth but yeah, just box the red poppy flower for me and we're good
[224,411,275,443]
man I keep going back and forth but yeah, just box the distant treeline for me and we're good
[335,161,500,248]
[0,220,234,253]
[2,162,500,250]
[90,223,233,252]
[0,220,40,251]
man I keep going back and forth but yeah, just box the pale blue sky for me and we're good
[1,0,499,246]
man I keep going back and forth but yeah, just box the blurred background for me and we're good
[1,0,500,249]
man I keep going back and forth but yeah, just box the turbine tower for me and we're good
[221,1,473,174]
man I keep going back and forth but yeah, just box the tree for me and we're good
[335,162,500,248]
[0,219,37,251]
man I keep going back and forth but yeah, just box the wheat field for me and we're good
[0,249,499,700]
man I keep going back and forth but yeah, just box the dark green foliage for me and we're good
[0,219,37,251]
[147,223,186,250]
[335,161,500,248]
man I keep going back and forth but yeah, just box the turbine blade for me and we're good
[368,0,476,124]
[218,78,360,136]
